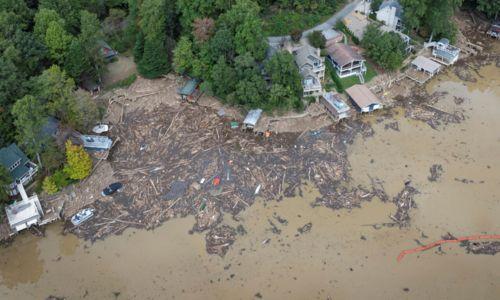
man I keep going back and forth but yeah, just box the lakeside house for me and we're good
[0,144,38,196]
[432,38,460,65]
[322,28,343,48]
[5,183,44,234]
[376,0,403,31]
[326,43,366,80]
[242,109,263,131]
[345,84,382,113]
[321,92,351,121]
[292,45,325,99]
[411,56,442,77]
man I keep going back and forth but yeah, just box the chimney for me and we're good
[16,182,29,202]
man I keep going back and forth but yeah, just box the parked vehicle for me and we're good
[71,208,95,226]
[101,182,123,196]
[92,124,110,134]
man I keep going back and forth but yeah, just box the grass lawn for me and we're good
[326,60,378,92]
[261,2,346,36]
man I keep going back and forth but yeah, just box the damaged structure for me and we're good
[431,38,460,65]
[242,109,263,131]
[346,84,382,113]
[178,78,202,102]
[407,55,442,84]
[321,92,351,121]
[80,135,113,151]
[292,45,325,98]
[0,144,38,196]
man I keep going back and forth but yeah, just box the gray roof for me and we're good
[80,135,113,150]
[178,78,200,95]
[412,56,441,74]
[243,109,263,127]
[323,92,350,113]
[293,45,321,69]
[0,144,31,182]
[379,0,403,18]
[322,28,341,41]
[327,43,364,67]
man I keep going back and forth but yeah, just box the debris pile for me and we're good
[428,164,444,182]
[460,241,500,255]
[405,104,465,130]
[205,225,236,257]
[390,184,419,227]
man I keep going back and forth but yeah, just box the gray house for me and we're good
[0,144,38,196]
[292,45,325,98]
[432,38,460,65]
[327,43,366,79]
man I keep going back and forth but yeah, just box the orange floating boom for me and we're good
[397,234,500,262]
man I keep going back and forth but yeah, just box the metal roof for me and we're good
[243,109,263,127]
[0,144,31,181]
[327,43,364,67]
[322,28,341,41]
[178,78,200,95]
[346,84,381,109]
[412,56,441,74]
[80,135,113,150]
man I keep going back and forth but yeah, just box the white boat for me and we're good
[92,124,109,134]
[71,208,95,226]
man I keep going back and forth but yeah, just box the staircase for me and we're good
[357,72,365,84]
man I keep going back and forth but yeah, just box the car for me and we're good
[101,182,123,196]
[71,208,95,226]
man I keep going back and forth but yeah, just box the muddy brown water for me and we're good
[1,65,499,300]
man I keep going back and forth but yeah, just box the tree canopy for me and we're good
[361,24,406,71]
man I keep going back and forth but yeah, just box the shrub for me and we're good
[308,31,326,49]
[42,176,58,195]
[290,29,303,42]
[63,140,92,180]
[53,169,71,189]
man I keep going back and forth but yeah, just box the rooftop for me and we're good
[346,84,381,108]
[178,78,200,95]
[322,28,342,41]
[5,194,41,227]
[323,92,350,113]
[379,0,403,18]
[293,45,322,69]
[327,43,364,66]
[243,109,263,127]
[0,144,32,181]
[412,56,441,74]
[80,135,113,150]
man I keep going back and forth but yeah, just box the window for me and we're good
[9,159,21,171]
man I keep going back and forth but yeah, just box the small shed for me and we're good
[178,78,202,102]
[322,28,343,47]
[242,109,263,130]
[98,40,118,61]
[80,135,113,151]
[321,92,351,121]
[345,84,382,113]
[411,56,441,76]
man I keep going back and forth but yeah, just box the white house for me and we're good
[432,38,460,65]
[292,45,325,98]
[321,92,351,121]
[5,184,44,234]
[376,0,403,31]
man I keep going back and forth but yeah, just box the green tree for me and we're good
[42,175,58,195]
[133,30,145,62]
[234,17,267,61]
[361,24,406,71]
[63,140,92,180]
[40,141,65,174]
[39,0,83,33]
[64,39,92,80]
[173,36,194,74]
[476,0,500,19]
[307,31,326,49]
[11,95,48,160]
[0,165,12,203]
[44,21,73,63]
[34,8,64,41]
[210,56,237,98]
[268,84,299,111]
[138,37,170,78]
[371,0,383,11]
[265,52,302,98]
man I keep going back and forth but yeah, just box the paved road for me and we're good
[267,0,363,43]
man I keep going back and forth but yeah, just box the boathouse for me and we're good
[345,84,382,113]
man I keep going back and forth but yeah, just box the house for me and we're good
[80,135,113,151]
[322,28,343,47]
[487,22,500,39]
[178,78,202,102]
[98,40,118,61]
[0,144,38,196]
[321,92,351,121]
[5,183,43,234]
[292,45,325,98]
[326,43,366,79]
[376,0,403,31]
[242,109,263,130]
[432,38,460,65]
[345,84,382,112]
[411,56,441,76]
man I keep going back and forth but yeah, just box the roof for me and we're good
[178,78,200,95]
[346,84,381,108]
[379,0,403,18]
[5,195,41,227]
[243,109,263,127]
[322,28,342,41]
[327,43,364,66]
[293,45,321,69]
[412,56,441,73]
[97,40,118,59]
[0,144,31,181]
[80,135,113,150]
[438,38,450,46]
[322,92,350,113]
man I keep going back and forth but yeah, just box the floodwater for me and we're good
[1,65,499,300]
